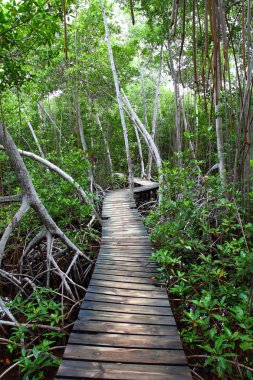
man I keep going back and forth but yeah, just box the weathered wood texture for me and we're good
[133,177,159,193]
[56,186,191,379]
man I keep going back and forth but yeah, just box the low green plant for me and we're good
[7,287,63,380]
[109,173,128,189]
[146,162,253,379]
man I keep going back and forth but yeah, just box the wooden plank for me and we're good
[96,256,154,264]
[89,279,162,291]
[96,253,155,259]
[98,258,154,263]
[101,243,153,247]
[98,254,153,260]
[56,360,191,380]
[134,185,159,193]
[68,332,181,349]
[99,249,152,255]
[95,259,157,268]
[91,274,161,285]
[100,243,152,247]
[102,238,152,242]
[85,292,169,306]
[88,286,167,299]
[94,263,157,273]
[102,222,144,226]
[62,345,187,365]
[73,321,179,336]
[134,177,159,187]
[102,232,148,237]
[98,253,153,258]
[99,247,153,253]
[80,301,172,316]
[93,268,158,278]
[78,309,175,325]
[95,260,157,275]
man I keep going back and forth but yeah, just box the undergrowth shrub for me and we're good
[6,287,62,380]
[146,163,253,379]
[108,173,128,189]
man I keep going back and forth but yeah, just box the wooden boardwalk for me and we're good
[56,187,191,379]
[133,177,159,193]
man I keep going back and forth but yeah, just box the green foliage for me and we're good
[146,163,253,378]
[7,287,62,380]
[108,173,128,189]
[0,0,64,89]
[0,145,100,252]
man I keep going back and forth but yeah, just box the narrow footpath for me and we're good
[56,187,191,379]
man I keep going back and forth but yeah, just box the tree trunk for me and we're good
[241,0,253,190]
[0,122,94,265]
[95,112,113,175]
[211,0,226,185]
[147,45,163,179]
[140,68,148,131]
[26,119,45,159]
[167,40,182,168]
[99,0,133,189]
[121,90,162,172]
[179,95,197,162]
[133,122,146,178]
[38,102,61,137]
[73,89,94,191]
[0,144,100,221]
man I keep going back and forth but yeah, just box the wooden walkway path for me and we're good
[133,177,159,193]
[56,186,191,379]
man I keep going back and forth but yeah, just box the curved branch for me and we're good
[121,90,162,171]
[0,123,93,265]
[0,195,22,204]
[0,144,101,223]
[0,199,30,262]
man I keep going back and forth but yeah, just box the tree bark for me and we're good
[147,45,163,179]
[121,90,162,173]
[140,68,148,131]
[73,89,94,191]
[0,195,22,204]
[133,122,146,178]
[95,112,113,174]
[26,119,45,159]
[179,96,197,162]
[167,40,182,168]
[211,0,226,185]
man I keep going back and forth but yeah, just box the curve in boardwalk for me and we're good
[56,186,191,380]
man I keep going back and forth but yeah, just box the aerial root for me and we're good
[0,298,19,326]
[20,230,90,299]
[0,199,30,265]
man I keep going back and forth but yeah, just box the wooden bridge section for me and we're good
[56,186,191,379]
